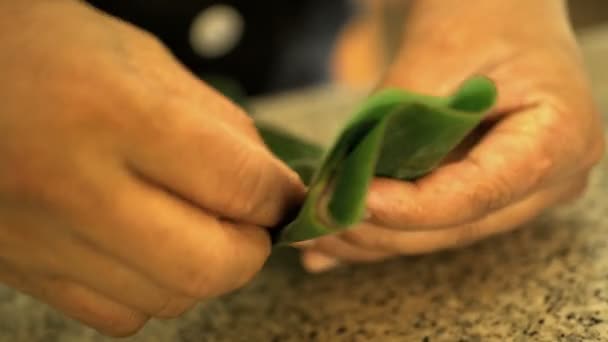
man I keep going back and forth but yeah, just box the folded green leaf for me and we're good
[275,76,497,245]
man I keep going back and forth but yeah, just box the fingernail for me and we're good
[302,252,341,273]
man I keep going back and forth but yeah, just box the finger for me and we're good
[299,230,398,273]
[41,279,149,337]
[51,235,197,319]
[125,96,305,227]
[347,176,587,254]
[70,174,271,300]
[302,174,583,267]
[0,267,148,337]
[0,216,196,318]
[300,251,342,273]
[0,210,196,318]
[304,236,395,263]
[300,237,395,273]
[367,106,584,230]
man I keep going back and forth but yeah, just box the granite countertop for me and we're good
[1,26,608,342]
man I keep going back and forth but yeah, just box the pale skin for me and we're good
[300,0,606,271]
[0,0,604,337]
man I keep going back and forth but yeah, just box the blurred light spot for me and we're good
[189,4,244,59]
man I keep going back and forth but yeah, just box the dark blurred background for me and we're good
[86,0,353,96]
[85,0,608,97]
[569,0,608,29]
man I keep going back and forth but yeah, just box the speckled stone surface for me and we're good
[1,26,608,342]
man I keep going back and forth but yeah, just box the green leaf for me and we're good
[275,76,497,245]
[256,123,324,185]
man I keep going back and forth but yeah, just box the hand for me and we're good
[302,0,605,272]
[0,1,304,336]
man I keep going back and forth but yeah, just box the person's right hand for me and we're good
[0,0,304,336]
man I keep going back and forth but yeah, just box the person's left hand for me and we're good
[301,0,605,272]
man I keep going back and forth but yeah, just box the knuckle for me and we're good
[516,132,555,188]
[467,178,510,217]
[544,107,581,150]
[67,296,149,336]
[527,153,555,188]
[174,257,231,299]
[536,104,603,175]
[461,156,506,218]
[529,109,566,165]
[180,270,239,300]
[367,204,393,227]
[176,268,216,299]
[545,107,601,172]
[171,226,267,299]
[98,314,147,338]
[53,282,148,337]
[154,295,195,319]
[224,153,269,219]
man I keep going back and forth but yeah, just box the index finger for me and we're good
[366,105,588,230]
[70,172,272,300]
[125,95,305,228]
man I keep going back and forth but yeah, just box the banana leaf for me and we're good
[271,76,497,245]
[256,124,324,184]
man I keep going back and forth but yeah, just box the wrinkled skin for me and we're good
[301,0,605,272]
[0,0,305,336]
